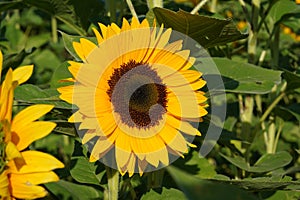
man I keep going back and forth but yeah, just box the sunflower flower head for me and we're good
[58,18,208,177]
[0,50,64,200]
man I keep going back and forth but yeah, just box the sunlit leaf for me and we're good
[198,57,282,94]
[167,166,256,200]
[220,151,292,173]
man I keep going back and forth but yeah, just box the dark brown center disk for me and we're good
[106,60,168,128]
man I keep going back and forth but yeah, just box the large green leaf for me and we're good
[268,0,300,25]
[0,1,24,13]
[220,151,292,173]
[70,156,105,186]
[22,0,86,35]
[153,8,248,48]
[45,180,103,200]
[198,58,282,94]
[14,84,72,109]
[141,188,186,200]
[282,71,300,91]
[173,151,216,179]
[167,166,256,200]
[51,61,73,88]
[70,140,105,186]
[213,178,300,192]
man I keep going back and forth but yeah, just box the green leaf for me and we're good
[268,0,300,25]
[198,58,282,94]
[153,8,248,48]
[213,178,300,191]
[60,31,96,61]
[51,61,73,88]
[141,188,186,200]
[185,151,216,179]
[70,140,105,186]
[2,50,33,71]
[282,71,300,91]
[220,151,292,173]
[167,166,256,200]
[70,157,105,186]
[14,84,72,109]
[266,190,300,200]
[22,0,86,35]
[0,1,24,13]
[45,180,103,200]
[277,105,300,122]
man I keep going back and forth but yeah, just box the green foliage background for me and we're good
[0,0,300,199]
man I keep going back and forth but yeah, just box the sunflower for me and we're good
[0,51,64,199]
[58,18,208,176]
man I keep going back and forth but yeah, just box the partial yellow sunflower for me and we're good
[0,50,64,200]
[58,18,208,176]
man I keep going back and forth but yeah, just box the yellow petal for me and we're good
[0,69,13,121]
[12,121,56,151]
[81,129,97,144]
[5,141,22,160]
[92,27,104,45]
[7,150,64,174]
[9,175,48,199]
[12,65,33,85]
[97,113,117,136]
[68,111,83,123]
[0,50,2,79]
[138,159,148,176]
[12,104,54,127]
[98,23,108,39]
[79,117,98,130]
[90,133,117,159]
[158,124,188,153]
[73,42,85,61]
[79,38,97,60]
[131,17,140,29]
[57,85,74,104]
[0,170,10,199]
[166,114,201,136]
[146,147,169,167]
[10,171,59,185]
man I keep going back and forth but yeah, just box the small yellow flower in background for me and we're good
[0,51,64,200]
[281,25,300,42]
[296,0,300,4]
[237,21,247,31]
[58,18,208,176]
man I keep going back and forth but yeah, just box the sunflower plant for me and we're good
[0,0,300,199]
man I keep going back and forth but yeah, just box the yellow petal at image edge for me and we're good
[0,170,9,198]
[0,50,2,78]
[7,150,64,174]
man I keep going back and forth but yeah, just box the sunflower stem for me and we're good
[126,0,138,19]
[51,17,58,43]
[190,0,210,14]
[106,167,119,200]
[147,169,165,190]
